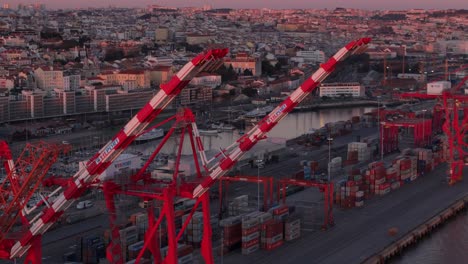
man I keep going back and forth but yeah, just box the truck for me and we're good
[76,200,93,210]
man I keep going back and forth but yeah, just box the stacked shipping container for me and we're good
[336,147,445,209]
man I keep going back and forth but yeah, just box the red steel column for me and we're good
[164,189,177,264]
[103,183,123,264]
[201,192,214,264]
[147,204,161,264]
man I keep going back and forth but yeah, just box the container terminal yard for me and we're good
[0,38,467,264]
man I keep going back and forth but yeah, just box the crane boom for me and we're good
[9,48,228,258]
[193,38,371,198]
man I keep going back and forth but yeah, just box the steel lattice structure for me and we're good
[399,75,468,184]
[0,38,372,263]
[0,141,70,260]
[0,48,228,263]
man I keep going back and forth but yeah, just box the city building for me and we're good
[190,73,222,88]
[224,53,262,76]
[105,89,156,112]
[294,50,325,64]
[148,66,173,86]
[365,48,397,60]
[175,85,212,106]
[0,77,14,90]
[34,66,64,91]
[155,27,170,44]
[319,83,365,97]
[434,40,468,56]
[98,70,150,89]
[0,94,8,122]
[186,34,215,45]
[0,36,27,47]
[63,73,81,91]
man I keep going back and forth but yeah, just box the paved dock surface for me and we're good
[220,164,468,264]
[3,124,464,264]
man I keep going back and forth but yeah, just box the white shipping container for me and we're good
[427,81,451,95]
[348,142,368,152]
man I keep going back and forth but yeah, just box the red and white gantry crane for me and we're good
[0,38,372,264]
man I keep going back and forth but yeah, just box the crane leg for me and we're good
[23,236,41,264]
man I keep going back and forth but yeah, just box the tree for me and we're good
[141,44,150,55]
[53,59,67,66]
[275,62,282,71]
[79,36,91,46]
[242,87,258,97]
[40,31,63,40]
[104,48,124,61]
[243,69,253,76]
[216,64,237,82]
[262,60,276,76]
[57,40,79,50]
[184,43,203,53]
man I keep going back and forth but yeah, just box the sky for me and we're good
[5,0,468,10]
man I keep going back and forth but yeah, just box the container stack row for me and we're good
[328,157,342,178]
[76,236,106,264]
[336,147,443,209]
[241,211,272,255]
[260,219,284,251]
[182,212,203,248]
[347,142,371,165]
[119,226,139,262]
[284,216,301,241]
[219,207,301,255]
[220,216,243,253]
[324,121,353,137]
[228,195,256,216]
[161,244,194,264]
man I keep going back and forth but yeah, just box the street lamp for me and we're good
[422,109,427,147]
[327,137,333,182]
[256,159,264,210]
[377,96,383,161]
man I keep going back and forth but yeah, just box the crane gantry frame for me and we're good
[0,38,372,264]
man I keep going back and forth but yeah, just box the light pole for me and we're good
[327,137,333,182]
[256,159,263,210]
[377,96,383,161]
[422,109,427,147]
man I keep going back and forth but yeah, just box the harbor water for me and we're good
[392,213,468,264]
[129,107,376,156]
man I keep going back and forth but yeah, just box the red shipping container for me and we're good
[379,183,391,190]
[242,225,259,236]
[175,210,185,218]
[242,238,260,249]
[261,219,275,229]
[273,206,289,215]
[265,240,284,251]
